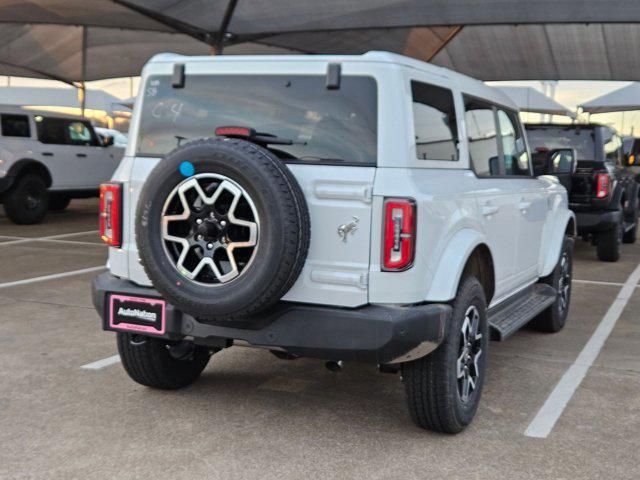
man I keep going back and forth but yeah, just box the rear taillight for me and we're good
[595,173,610,199]
[383,198,416,271]
[100,183,122,247]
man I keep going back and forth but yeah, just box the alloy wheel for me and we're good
[161,174,259,286]
[456,305,483,403]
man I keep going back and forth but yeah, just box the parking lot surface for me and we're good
[1,199,639,480]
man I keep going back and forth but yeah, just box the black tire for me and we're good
[596,211,623,262]
[533,236,574,333]
[48,194,71,212]
[3,174,49,224]
[623,194,639,244]
[402,276,489,434]
[136,138,310,323]
[117,333,212,390]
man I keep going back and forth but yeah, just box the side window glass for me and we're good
[1,114,31,137]
[497,109,531,176]
[604,133,622,164]
[464,97,499,176]
[67,121,94,146]
[411,81,458,161]
[36,117,66,145]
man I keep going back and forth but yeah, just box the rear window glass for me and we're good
[136,74,377,165]
[411,81,458,161]
[525,126,596,160]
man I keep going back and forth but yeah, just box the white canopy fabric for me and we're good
[496,86,575,118]
[579,83,640,114]
[0,86,124,112]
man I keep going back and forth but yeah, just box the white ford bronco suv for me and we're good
[0,107,123,224]
[92,52,576,433]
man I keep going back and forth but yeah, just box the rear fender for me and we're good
[540,209,576,277]
[424,228,491,302]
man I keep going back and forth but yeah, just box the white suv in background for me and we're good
[0,107,124,224]
[91,52,575,433]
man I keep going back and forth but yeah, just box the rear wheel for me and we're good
[596,211,623,262]
[3,174,49,224]
[533,236,573,332]
[402,276,488,434]
[117,333,212,389]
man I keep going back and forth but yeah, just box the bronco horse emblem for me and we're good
[337,216,359,243]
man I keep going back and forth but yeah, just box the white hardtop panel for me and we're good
[0,105,89,121]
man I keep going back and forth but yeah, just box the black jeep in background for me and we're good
[526,123,640,262]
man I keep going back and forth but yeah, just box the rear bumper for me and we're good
[91,272,450,365]
[575,209,621,234]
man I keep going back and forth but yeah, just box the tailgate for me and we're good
[281,164,375,307]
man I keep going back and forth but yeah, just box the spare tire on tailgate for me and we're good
[136,138,310,323]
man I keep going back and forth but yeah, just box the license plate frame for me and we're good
[108,294,166,335]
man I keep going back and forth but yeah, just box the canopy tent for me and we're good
[0,86,124,112]
[495,86,575,118]
[0,0,214,113]
[578,83,640,114]
[116,0,640,81]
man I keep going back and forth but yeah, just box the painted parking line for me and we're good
[0,230,99,247]
[524,262,640,438]
[573,279,628,287]
[80,355,121,370]
[0,265,106,290]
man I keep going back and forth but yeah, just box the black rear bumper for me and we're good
[91,272,450,365]
[574,209,622,234]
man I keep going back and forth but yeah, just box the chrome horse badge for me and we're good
[337,216,359,243]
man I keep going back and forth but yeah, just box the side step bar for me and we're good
[488,284,557,341]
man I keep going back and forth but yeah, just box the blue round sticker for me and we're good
[179,161,195,177]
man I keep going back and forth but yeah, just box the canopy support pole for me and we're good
[80,26,88,117]
[216,0,239,54]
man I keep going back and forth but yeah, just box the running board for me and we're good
[488,284,557,341]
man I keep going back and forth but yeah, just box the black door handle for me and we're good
[76,153,87,158]
[42,152,53,156]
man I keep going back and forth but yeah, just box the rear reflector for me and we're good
[383,198,416,271]
[595,173,610,199]
[99,183,122,247]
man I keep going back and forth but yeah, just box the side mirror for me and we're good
[101,135,114,147]
[547,148,577,175]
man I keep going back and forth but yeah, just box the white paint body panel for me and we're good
[0,107,123,190]
[110,51,572,310]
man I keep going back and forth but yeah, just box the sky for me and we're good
[3,75,640,137]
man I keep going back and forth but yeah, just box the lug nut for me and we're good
[220,220,227,226]
[207,243,213,249]
[197,235,203,240]
[196,218,203,225]
[209,212,215,218]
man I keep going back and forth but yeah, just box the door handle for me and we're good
[518,200,532,211]
[481,204,499,216]
[76,153,87,158]
[42,152,53,156]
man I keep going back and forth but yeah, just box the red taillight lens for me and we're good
[595,173,610,199]
[383,198,416,271]
[99,183,122,247]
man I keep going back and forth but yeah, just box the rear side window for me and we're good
[497,109,531,176]
[464,97,500,176]
[36,117,97,146]
[411,81,458,161]
[604,133,623,165]
[1,114,30,137]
